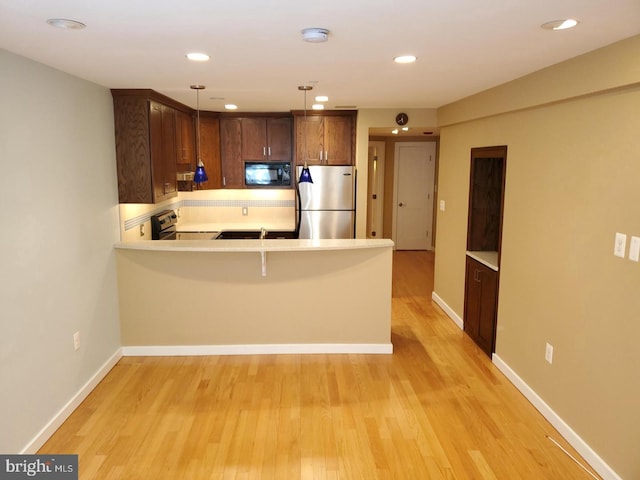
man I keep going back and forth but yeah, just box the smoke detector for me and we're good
[302,28,329,43]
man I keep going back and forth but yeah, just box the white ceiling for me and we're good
[1,0,639,119]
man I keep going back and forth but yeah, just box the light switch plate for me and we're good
[439,200,445,212]
[614,232,627,258]
[629,236,640,262]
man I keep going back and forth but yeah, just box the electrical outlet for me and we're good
[614,232,627,258]
[242,207,248,216]
[545,342,553,364]
[439,200,446,212]
[73,331,80,351]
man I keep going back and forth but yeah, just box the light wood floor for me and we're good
[39,251,598,479]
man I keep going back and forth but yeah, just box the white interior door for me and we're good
[393,142,436,250]
[367,141,385,238]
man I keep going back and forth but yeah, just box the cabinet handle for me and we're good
[320,150,323,161]
[263,147,266,157]
[474,269,481,282]
[223,176,226,187]
[325,151,328,163]
[268,146,271,157]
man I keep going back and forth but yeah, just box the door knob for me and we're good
[399,202,405,207]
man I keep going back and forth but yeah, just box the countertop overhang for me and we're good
[115,238,394,253]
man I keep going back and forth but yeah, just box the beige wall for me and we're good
[434,35,640,480]
[0,50,122,452]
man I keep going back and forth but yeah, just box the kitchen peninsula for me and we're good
[115,238,393,355]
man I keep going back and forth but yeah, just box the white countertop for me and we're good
[466,251,499,271]
[115,238,394,253]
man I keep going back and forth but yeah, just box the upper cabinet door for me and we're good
[295,115,323,165]
[241,116,292,162]
[198,115,222,189]
[175,110,195,172]
[323,115,353,165]
[266,117,292,161]
[220,117,244,188]
[467,146,507,253]
[293,111,356,166]
[150,102,177,203]
[241,117,268,161]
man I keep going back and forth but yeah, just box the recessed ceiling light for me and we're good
[312,104,324,110]
[315,95,329,102]
[541,19,579,30]
[46,18,86,30]
[225,104,238,110]
[186,52,210,61]
[401,127,409,131]
[392,129,399,135]
[394,55,417,64]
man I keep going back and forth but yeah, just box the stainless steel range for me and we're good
[150,210,177,240]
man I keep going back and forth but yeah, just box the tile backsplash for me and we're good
[118,189,295,242]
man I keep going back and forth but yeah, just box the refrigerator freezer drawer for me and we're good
[298,210,355,239]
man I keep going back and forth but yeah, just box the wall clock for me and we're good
[395,113,409,126]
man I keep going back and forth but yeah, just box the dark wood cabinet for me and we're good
[241,117,292,162]
[293,111,356,165]
[197,114,222,189]
[219,117,244,188]
[220,115,293,188]
[175,109,195,173]
[463,145,507,356]
[151,102,178,202]
[464,257,498,356]
[467,147,506,251]
[112,90,183,203]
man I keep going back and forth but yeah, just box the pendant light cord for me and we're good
[196,88,201,166]
[303,87,308,168]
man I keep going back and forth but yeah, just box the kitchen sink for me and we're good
[216,230,297,240]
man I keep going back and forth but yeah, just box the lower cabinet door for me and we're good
[464,256,498,356]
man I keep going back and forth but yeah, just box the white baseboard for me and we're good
[122,343,393,356]
[431,291,463,330]
[492,354,621,480]
[21,348,123,454]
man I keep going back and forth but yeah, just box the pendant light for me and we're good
[298,85,313,184]
[191,84,208,185]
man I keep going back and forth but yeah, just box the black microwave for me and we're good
[244,161,291,187]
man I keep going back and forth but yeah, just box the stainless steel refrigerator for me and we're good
[296,165,356,239]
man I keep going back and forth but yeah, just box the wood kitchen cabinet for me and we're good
[467,146,506,251]
[151,102,178,202]
[293,111,356,165]
[175,109,195,173]
[219,117,244,188]
[219,114,293,188]
[197,113,222,189]
[112,89,190,203]
[241,116,292,162]
[464,256,498,357]
[463,145,507,356]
